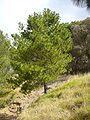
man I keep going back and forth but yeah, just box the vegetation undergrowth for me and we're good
[19,73,90,120]
[0,87,22,109]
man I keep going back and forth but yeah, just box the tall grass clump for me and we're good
[0,86,22,108]
[0,85,16,108]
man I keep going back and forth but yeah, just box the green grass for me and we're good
[0,86,22,108]
[0,86,16,108]
[19,73,90,120]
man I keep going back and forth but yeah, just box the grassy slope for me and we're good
[0,86,22,109]
[19,73,90,120]
[0,86,14,108]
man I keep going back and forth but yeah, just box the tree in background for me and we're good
[10,9,72,93]
[71,0,90,10]
[70,18,90,73]
[0,31,11,85]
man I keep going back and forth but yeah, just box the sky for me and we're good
[0,0,90,36]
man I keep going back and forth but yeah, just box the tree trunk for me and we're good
[44,81,47,94]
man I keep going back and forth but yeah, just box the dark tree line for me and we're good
[70,17,90,74]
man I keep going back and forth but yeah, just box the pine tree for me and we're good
[10,9,72,93]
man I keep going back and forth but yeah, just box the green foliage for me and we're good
[10,9,72,93]
[0,30,11,87]
[0,30,12,107]
[0,88,14,108]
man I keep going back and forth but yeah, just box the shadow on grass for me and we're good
[0,113,17,120]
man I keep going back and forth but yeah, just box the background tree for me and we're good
[70,17,90,73]
[0,31,11,86]
[10,9,72,93]
[71,0,90,10]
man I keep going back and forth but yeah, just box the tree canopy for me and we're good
[72,0,90,10]
[70,18,90,73]
[10,9,72,93]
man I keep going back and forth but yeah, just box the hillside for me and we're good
[0,75,68,120]
[18,73,90,120]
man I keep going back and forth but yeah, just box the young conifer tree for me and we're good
[10,9,72,93]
